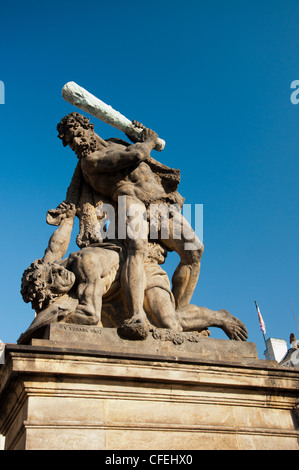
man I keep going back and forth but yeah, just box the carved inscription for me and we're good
[60,325,103,335]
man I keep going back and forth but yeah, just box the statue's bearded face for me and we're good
[63,126,97,158]
[21,260,76,313]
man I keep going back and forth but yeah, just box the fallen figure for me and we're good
[20,203,248,343]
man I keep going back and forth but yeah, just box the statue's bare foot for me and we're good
[217,309,248,341]
[63,310,101,326]
[118,315,149,340]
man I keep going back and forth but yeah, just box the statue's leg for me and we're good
[176,305,218,332]
[177,305,248,340]
[160,214,204,308]
[144,286,182,331]
[64,249,105,325]
[70,279,103,325]
[121,237,148,323]
[144,286,247,340]
[119,197,149,324]
[144,285,210,334]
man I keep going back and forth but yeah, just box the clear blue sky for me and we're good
[0,0,298,358]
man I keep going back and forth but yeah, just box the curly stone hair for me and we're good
[57,112,94,145]
[21,259,59,313]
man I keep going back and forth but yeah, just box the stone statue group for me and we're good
[20,112,247,344]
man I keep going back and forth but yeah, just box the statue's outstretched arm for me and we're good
[83,127,159,173]
[43,202,76,263]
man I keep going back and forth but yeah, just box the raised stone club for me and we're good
[62,81,166,151]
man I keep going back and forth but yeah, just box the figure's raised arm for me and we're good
[43,202,76,263]
[82,126,159,173]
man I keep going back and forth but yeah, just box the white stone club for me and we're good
[62,81,166,151]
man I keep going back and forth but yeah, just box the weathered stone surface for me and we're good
[20,111,248,346]
[1,342,299,450]
[29,324,258,364]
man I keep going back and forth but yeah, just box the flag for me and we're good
[254,301,266,334]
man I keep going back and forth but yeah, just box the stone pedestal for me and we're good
[1,326,299,450]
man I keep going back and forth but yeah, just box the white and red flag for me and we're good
[254,301,266,334]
